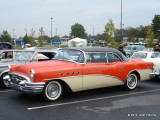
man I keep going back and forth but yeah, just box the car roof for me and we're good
[62,47,124,57]
[134,51,159,53]
[23,49,57,52]
[63,47,117,52]
[0,49,23,52]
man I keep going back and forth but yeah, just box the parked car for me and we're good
[0,49,57,88]
[131,51,160,79]
[8,47,153,101]
[0,49,23,62]
[124,45,146,57]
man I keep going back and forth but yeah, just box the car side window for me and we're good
[1,52,13,59]
[107,53,121,63]
[86,53,107,63]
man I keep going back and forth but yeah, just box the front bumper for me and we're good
[8,73,45,94]
[150,72,160,79]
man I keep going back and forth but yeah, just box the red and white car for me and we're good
[8,47,153,101]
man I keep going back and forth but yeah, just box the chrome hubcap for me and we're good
[3,75,10,87]
[47,83,59,98]
[128,75,136,88]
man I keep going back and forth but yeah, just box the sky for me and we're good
[0,0,160,38]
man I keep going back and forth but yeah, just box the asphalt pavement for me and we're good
[0,79,160,120]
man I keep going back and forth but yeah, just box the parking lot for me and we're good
[0,80,160,120]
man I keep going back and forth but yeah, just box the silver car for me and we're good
[0,49,57,88]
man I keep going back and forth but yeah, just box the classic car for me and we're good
[8,47,153,101]
[0,49,23,62]
[0,49,57,88]
[131,51,160,79]
[124,45,146,57]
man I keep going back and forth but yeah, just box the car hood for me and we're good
[10,60,78,80]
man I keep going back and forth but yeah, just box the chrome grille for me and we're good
[10,74,27,84]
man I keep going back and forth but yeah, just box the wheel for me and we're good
[0,73,10,88]
[125,73,138,90]
[43,81,62,101]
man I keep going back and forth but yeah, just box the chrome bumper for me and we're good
[150,72,160,79]
[8,73,45,94]
[8,81,45,94]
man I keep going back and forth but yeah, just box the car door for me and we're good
[82,52,110,90]
[106,52,129,81]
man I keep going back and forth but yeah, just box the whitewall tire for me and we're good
[125,73,138,90]
[43,81,62,101]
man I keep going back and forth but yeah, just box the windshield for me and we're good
[54,49,84,63]
[124,47,132,50]
[156,54,160,58]
[14,51,35,62]
[131,53,148,59]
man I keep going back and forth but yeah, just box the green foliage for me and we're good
[23,34,30,44]
[38,27,45,47]
[152,15,160,39]
[29,28,36,46]
[0,30,12,42]
[122,25,148,42]
[104,19,117,47]
[136,25,148,38]
[146,25,155,47]
[70,23,87,39]
[44,35,51,43]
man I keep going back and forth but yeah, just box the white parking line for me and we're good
[27,88,160,110]
[0,89,15,93]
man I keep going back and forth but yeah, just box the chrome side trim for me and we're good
[44,74,124,83]
[44,75,83,81]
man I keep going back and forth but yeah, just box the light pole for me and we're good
[13,29,16,48]
[25,28,27,35]
[51,17,53,45]
[92,25,94,36]
[120,0,123,42]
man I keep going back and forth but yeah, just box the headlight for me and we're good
[30,70,35,80]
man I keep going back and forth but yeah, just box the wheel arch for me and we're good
[45,79,73,93]
[127,70,140,81]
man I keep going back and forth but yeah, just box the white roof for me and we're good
[68,37,87,42]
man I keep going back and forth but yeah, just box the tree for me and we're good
[0,30,12,42]
[152,15,160,40]
[28,28,36,46]
[136,25,148,38]
[123,27,137,42]
[146,25,155,47]
[38,27,45,47]
[104,19,117,47]
[44,35,51,43]
[70,23,87,39]
[23,34,29,44]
